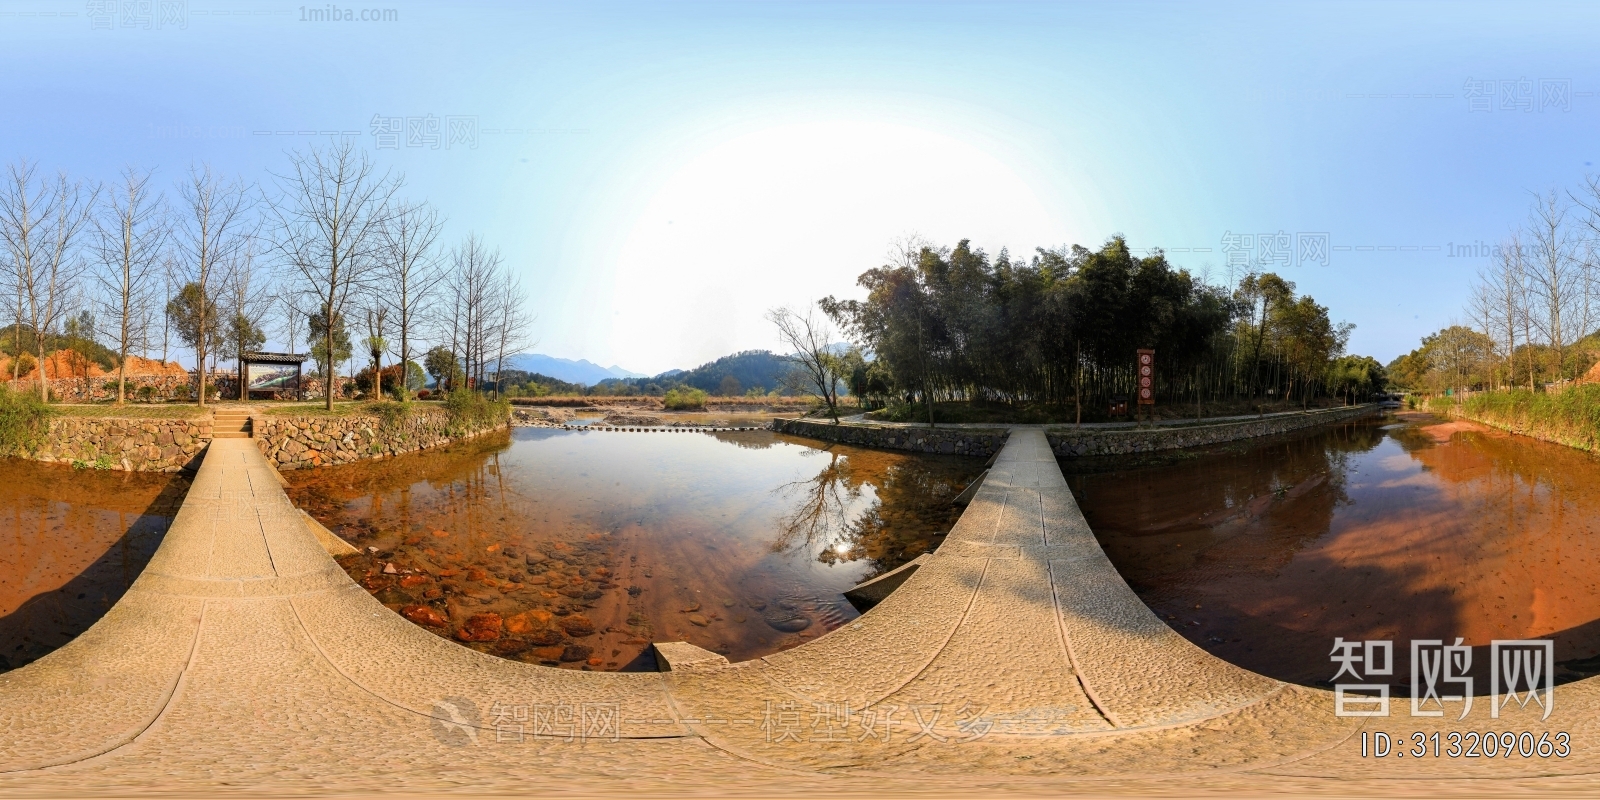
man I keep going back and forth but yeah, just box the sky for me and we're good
[3,0,1600,374]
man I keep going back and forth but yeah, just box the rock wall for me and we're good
[1046,404,1381,457]
[769,418,1009,457]
[253,406,506,469]
[27,416,212,472]
[771,405,1381,460]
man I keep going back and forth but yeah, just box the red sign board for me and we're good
[1136,349,1155,405]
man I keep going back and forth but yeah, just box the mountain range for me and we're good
[503,354,646,386]
[506,344,852,389]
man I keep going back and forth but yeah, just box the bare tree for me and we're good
[92,167,168,404]
[159,255,174,364]
[262,141,397,410]
[440,234,500,391]
[376,199,444,400]
[0,161,48,386]
[219,244,270,400]
[767,303,843,421]
[0,163,99,402]
[1524,190,1582,383]
[173,164,253,407]
[489,267,534,399]
[1474,236,1529,390]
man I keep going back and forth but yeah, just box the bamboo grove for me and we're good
[820,236,1376,421]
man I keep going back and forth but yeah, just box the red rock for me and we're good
[456,612,503,641]
[401,605,447,627]
[530,645,565,662]
[560,615,596,637]
[526,628,564,646]
[400,574,429,588]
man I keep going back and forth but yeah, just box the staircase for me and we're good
[212,409,254,439]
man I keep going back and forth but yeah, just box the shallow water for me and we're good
[0,464,187,672]
[1068,411,1600,690]
[286,427,982,669]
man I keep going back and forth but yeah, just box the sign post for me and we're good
[1136,349,1155,424]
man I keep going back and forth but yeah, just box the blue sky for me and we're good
[3,0,1599,373]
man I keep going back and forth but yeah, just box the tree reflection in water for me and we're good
[773,447,968,580]
[288,428,983,667]
[1072,412,1600,688]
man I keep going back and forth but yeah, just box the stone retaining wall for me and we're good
[26,416,212,472]
[1046,404,1381,457]
[253,406,506,469]
[769,418,1009,457]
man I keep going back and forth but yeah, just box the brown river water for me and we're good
[0,465,186,672]
[285,427,982,670]
[1069,411,1600,690]
[8,409,1600,691]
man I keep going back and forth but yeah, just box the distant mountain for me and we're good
[605,364,648,379]
[504,354,642,386]
[654,350,801,395]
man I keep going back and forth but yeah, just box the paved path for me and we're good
[0,434,1594,796]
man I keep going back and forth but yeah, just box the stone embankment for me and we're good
[254,407,505,469]
[769,418,1009,457]
[770,405,1380,460]
[1046,404,1380,457]
[16,405,507,472]
[26,416,212,471]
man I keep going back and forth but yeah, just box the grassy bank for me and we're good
[52,404,206,419]
[1431,386,1600,451]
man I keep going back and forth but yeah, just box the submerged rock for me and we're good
[762,609,811,633]
[561,615,597,637]
[526,628,564,646]
[456,612,503,642]
[400,605,448,627]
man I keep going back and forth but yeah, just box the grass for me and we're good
[261,401,384,417]
[1435,385,1600,451]
[52,404,206,419]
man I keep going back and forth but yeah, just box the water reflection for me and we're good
[1068,411,1600,689]
[285,427,981,669]
[0,464,186,672]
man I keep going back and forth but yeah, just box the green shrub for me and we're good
[0,385,53,456]
[363,399,412,432]
[662,387,708,410]
[443,388,510,435]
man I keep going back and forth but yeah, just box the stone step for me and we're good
[211,431,252,439]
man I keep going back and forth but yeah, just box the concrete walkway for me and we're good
[0,434,1594,796]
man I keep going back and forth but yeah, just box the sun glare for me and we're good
[606,120,1063,372]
